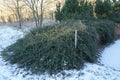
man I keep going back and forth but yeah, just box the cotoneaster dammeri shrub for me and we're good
[2,20,98,74]
[84,20,115,45]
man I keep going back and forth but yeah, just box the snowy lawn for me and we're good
[0,26,120,80]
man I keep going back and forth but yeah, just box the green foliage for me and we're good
[110,0,120,23]
[77,27,98,62]
[95,0,109,16]
[113,0,120,13]
[96,21,115,44]
[2,18,115,75]
[55,2,63,21]
[85,20,115,45]
[60,0,80,20]
[78,0,94,20]
[95,0,112,18]
[110,12,120,23]
[55,0,79,21]
[61,0,79,14]
[79,0,93,16]
[55,0,94,21]
[2,20,98,74]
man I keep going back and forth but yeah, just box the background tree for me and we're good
[3,0,24,28]
[110,0,120,23]
[55,1,62,21]
[40,0,43,27]
[79,0,94,20]
[112,0,120,13]
[95,0,112,18]
[55,0,80,21]
[61,0,79,14]
[24,0,44,28]
[16,0,23,27]
[61,0,80,20]
[55,0,94,21]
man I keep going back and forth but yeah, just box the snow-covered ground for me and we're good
[100,40,120,71]
[0,26,120,80]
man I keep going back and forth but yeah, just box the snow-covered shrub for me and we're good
[2,20,98,74]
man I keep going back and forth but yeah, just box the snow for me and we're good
[0,26,120,80]
[0,26,23,51]
[100,40,120,71]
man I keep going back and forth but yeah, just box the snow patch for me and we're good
[0,26,23,51]
[100,40,120,71]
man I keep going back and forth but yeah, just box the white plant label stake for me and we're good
[75,30,77,48]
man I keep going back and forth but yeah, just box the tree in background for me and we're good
[55,0,80,21]
[3,0,24,28]
[0,16,6,24]
[110,0,120,23]
[24,0,44,28]
[61,0,79,14]
[95,0,112,18]
[61,0,80,20]
[55,0,94,21]
[55,1,62,21]
[79,0,94,20]
[16,0,23,28]
[40,0,44,27]
[112,0,120,13]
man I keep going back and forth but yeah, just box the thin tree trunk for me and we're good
[40,0,43,27]
[16,0,23,28]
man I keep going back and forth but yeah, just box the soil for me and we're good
[115,23,120,39]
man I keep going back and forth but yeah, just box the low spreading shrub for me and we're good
[84,20,115,45]
[2,20,98,74]
[2,19,115,75]
[110,13,120,23]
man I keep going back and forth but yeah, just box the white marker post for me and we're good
[75,30,77,48]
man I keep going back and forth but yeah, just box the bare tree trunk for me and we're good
[24,0,39,28]
[24,0,43,28]
[8,16,12,23]
[40,0,43,27]
[1,16,6,24]
[16,0,23,28]
[3,0,23,28]
[24,0,44,28]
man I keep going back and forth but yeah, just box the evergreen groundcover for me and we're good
[84,20,115,45]
[2,20,115,74]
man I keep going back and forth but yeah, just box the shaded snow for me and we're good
[100,40,120,71]
[0,26,120,80]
